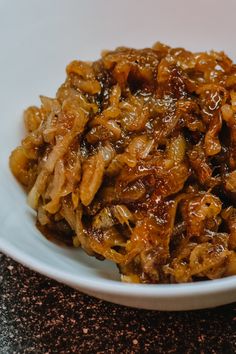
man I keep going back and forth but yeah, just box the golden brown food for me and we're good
[9,42,236,283]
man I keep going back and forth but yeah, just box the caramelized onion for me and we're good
[10,43,236,283]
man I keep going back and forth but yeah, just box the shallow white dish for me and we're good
[1,0,236,311]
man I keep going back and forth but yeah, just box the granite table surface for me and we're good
[0,252,236,354]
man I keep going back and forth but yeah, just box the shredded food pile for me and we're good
[10,43,236,283]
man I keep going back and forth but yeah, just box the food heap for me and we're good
[10,43,236,283]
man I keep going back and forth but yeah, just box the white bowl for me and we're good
[1,0,236,311]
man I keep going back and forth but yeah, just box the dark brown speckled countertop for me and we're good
[0,252,236,354]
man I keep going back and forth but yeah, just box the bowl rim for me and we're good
[1,236,236,298]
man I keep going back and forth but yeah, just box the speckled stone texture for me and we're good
[0,253,236,354]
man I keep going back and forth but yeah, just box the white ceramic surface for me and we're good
[0,0,236,311]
